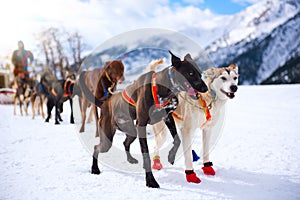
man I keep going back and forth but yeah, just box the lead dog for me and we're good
[82,51,208,188]
[152,64,239,183]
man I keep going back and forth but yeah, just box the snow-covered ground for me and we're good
[0,84,300,200]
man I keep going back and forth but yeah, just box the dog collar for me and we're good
[198,92,212,129]
[105,71,113,83]
[104,71,116,94]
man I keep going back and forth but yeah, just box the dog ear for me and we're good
[204,68,218,78]
[228,63,239,74]
[184,53,193,61]
[169,50,181,68]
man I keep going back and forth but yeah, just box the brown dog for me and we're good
[78,60,125,136]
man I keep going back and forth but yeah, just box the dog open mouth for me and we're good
[184,82,199,100]
[221,89,235,99]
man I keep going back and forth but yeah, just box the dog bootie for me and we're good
[192,150,200,162]
[152,156,163,170]
[185,170,201,183]
[202,162,215,176]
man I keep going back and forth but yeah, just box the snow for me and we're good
[1,84,300,200]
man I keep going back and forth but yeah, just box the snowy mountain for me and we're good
[205,0,300,85]
[79,0,300,85]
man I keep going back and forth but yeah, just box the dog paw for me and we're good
[91,166,101,175]
[185,170,201,183]
[202,162,215,176]
[127,156,138,164]
[168,151,176,165]
[70,118,74,124]
[45,119,49,123]
[79,127,84,133]
[202,166,215,176]
[55,121,60,125]
[152,157,163,170]
[146,172,160,188]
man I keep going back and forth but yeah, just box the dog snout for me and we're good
[230,85,238,92]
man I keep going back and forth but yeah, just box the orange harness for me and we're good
[122,73,170,108]
[63,80,74,97]
[51,80,74,97]
[172,92,212,129]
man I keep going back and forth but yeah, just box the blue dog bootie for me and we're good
[192,150,200,162]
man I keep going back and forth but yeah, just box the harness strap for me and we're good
[172,112,183,121]
[151,73,171,108]
[198,93,212,129]
[101,80,109,98]
[198,93,211,121]
[122,90,136,107]
[63,80,74,97]
[122,72,171,108]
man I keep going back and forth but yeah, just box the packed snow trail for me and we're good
[0,85,300,200]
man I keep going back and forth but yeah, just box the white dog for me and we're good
[152,64,239,183]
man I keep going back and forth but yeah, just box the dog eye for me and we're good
[221,76,227,81]
[233,77,238,80]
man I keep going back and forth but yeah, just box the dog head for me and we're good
[170,51,208,99]
[204,64,239,100]
[104,60,125,84]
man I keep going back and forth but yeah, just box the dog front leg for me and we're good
[94,105,99,137]
[91,144,101,174]
[55,102,61,125]
[45,97,54,122]
[69,97,74,124]
[202,128,215,176]
[13,96,17,115]
[137,125,159,188]
[31,95,36,119]
[164,114,181,165]
[152,120,168,170]
[19,97,23,116]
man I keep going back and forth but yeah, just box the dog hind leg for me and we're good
[45,97,54,123]
[123,134,138,164]
[136,125,159,188]
[91,113,116,174]
[79,99,89,132]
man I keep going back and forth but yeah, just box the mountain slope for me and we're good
[205,0,300,84]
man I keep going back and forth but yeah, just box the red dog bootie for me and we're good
[185,170,201,183]
[202,162,215,176]
[152,156,163,170]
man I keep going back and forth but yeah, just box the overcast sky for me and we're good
[0,0,259,58]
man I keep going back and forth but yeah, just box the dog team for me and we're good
[13,50,239,188]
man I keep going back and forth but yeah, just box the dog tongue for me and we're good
[188,87,197,96]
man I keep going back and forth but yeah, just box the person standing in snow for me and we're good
[11,40,34,83]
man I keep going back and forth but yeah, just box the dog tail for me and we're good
[147,58,164,72]
[79,71,104,108]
